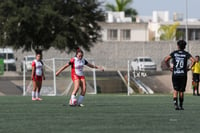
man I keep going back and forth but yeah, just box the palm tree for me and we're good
[106,0,138,21]
[158,22,183,40]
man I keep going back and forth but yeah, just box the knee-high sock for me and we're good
[179,97,184,107]
[78,95,84,105]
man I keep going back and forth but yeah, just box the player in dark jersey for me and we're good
[56,48,104,107]
[165,40,195,110]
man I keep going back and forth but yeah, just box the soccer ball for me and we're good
[69,98,77,106]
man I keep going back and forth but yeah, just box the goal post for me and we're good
[23,58,97,96]
[127,60,130,96]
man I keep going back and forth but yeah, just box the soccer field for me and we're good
[0,94,200,133]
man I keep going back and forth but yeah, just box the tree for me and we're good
[0,0,105,53]
[158,22,183,41]
[106,0,138,21]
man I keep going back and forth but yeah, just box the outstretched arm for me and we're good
[56,63,70,76]
[86,63,104,71]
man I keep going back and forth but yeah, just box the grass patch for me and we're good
[0,94,200,133]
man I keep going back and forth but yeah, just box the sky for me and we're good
[101,0,200,19]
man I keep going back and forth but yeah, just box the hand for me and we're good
[98,66,104,72]
[56,72,59,76]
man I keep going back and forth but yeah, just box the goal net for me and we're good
[23,58,97,96]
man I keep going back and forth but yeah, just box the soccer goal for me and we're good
[23,58,97,96]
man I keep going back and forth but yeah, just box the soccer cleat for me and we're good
[36,98,43,101]
[175,105,179,110]
[179,106,184,110]
[78,104,85,107]
[32,97,37,101]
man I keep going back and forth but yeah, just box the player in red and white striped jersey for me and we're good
[56,48,104,106]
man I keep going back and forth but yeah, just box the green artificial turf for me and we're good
[0,94,200,133]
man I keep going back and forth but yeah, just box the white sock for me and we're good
[32,91,36,98]
[78,95,84,105]
[71,95,76,100]
[70,95,76,104]
[36,92,39,98]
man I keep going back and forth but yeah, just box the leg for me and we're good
[35,81,39,99]
[36,81,43,100]
[80,78,86,96]
[179,76,187,110]
[179,92,184,110]
[192,81,195,95]
[69,79,80,105]
[193,74,199,95]
[197,74,199,95]
[172,76,179,110]
[32,80,37,100]
[173,90,179,110]
[38,81,42,93]
[72,79,80,95]
[199,74,200,95]
[194,82,198,95]
[197,82,199,95]
[77,78,86,105]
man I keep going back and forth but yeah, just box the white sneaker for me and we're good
[78,104,85,107]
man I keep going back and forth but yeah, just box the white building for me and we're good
[152,11,169,23]
[99,22,148,42]
[100,11,200,42]
[106,11,132,23]
[100,11,148,42]
[148,11,200,41]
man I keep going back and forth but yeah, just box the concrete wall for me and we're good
[85,40,200,70]
[14,41,200,71]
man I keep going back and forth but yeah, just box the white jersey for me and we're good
[69,57,88,76]
[32,59,43,76]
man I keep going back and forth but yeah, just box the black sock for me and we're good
[173,97,178,106]
[193,85,195,95]
[179,97,184,107]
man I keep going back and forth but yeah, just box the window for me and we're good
[139,58,152,62]
[8,54,14,59]
[120,29,131,40]
[196,30,200,40]
[0,53,14,59]
[107,29,118,40]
